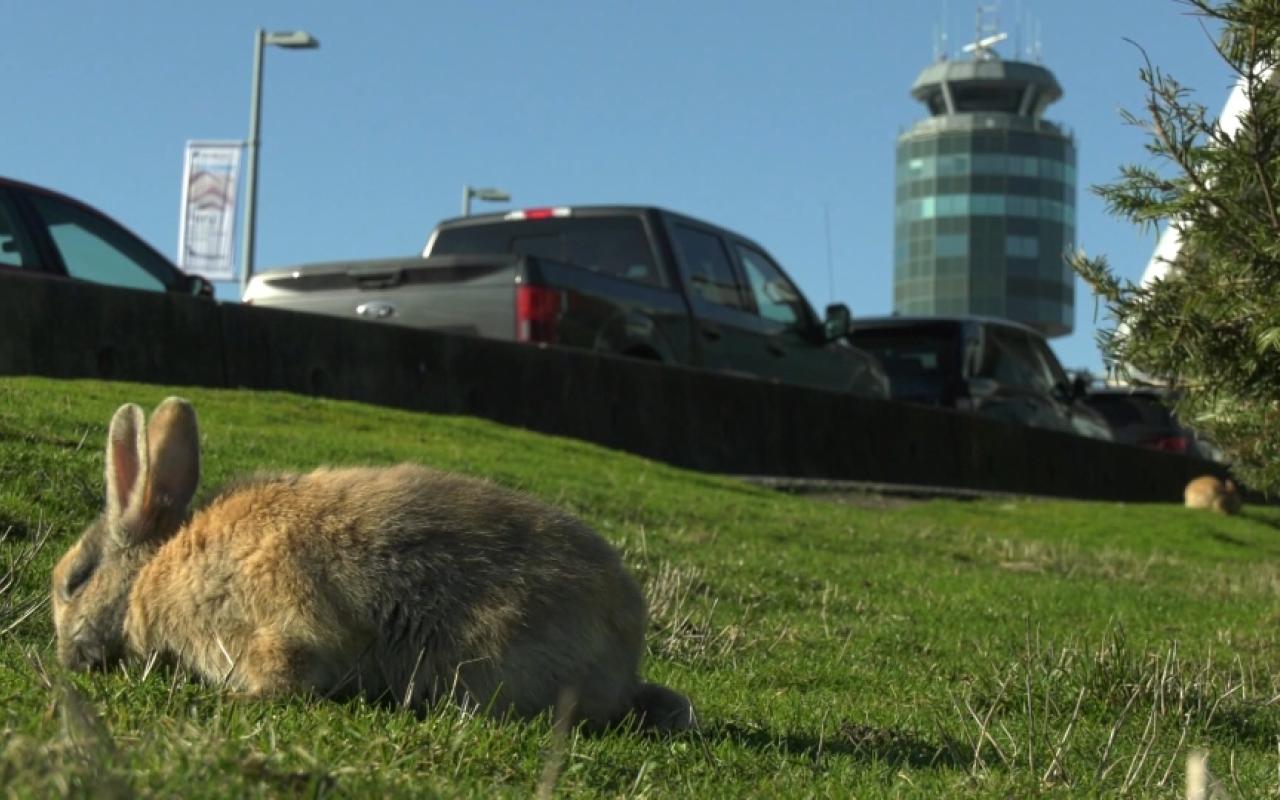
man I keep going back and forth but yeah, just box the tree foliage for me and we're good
[1071,0,1280,492]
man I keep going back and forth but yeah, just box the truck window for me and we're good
[670,224,746,310]
[976,327,1057,393]
[735,244,808,328]
[430,217,663,287]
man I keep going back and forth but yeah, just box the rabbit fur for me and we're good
[52,397,695,731]
[1183,475,1242,515]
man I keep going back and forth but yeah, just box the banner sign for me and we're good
[177,140,243,281]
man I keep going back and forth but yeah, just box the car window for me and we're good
[1028,337,1069,386]
[25,192,175,292]
[670,224,746,310]
[1087,394,1176,428]
[735,244,805,327]
[1084,395,1145,427]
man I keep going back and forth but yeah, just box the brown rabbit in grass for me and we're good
[51,398,695,731]
[1183,475,1242,515]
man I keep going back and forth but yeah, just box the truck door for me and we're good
[971,324,1071,433]
[667,222,771,379]
[731,242,851,392]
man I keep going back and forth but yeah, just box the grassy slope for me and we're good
[1,376,1278,798]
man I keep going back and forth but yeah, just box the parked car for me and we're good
[845,315,1113,439]
[1078,385,1220,459]
[0,176,212,297]
[244,205,889,397]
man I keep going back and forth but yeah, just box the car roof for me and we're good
[1,174,104,211]
[431,204,778,266]
[1084,385,1174,399]
[0,174,181,272]
[438,204,662,228]
[435,204,754,241]
[849,314,1046,338]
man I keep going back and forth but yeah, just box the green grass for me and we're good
[2,375,1279,797]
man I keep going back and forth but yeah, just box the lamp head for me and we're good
[265,31,319,49]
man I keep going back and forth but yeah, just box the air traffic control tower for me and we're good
[894,32,1076,337]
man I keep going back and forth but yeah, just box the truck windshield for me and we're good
[430,217,664,287]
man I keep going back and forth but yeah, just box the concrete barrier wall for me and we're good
[0,273,1225,501]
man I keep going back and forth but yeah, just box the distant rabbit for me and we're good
[52,398,695,731]
[1183,475,1242,515]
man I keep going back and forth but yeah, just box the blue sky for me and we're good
[3,1,1234,373]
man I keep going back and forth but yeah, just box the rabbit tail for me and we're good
[632,682,697,732]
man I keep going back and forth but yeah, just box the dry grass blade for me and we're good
[1096,686,1141,785]
[0,518,54,637]
[536,687,579,800]
[639,559,743,664]
[1040,686,1086,786]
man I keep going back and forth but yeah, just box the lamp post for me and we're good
[461,185,511,216]
[240,28,319,299]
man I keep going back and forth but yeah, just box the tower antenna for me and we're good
[941,0,950,59]
[962,5,1007,61]
[824,203,835,304]
[1014,0,1022,59]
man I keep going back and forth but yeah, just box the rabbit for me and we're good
[1183,475,1242,515]
[51,397,695,732]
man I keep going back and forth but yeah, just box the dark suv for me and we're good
[846,315,1112,440]
[1079,386,1220,459]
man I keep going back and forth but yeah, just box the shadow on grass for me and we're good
[0,512,31,539]
[706,720,967,770]
[1237,508,1280,537]
[1208,529,1250,548]
[1204,510,1280,558]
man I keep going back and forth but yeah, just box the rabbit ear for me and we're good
[105,403,148,539]
[104,398,200,546]
[141,397,200,537]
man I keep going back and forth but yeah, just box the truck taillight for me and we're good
[516,285,561,344]
[1143,434,1190,453]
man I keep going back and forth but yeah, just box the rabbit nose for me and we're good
[57,644,90,671]
[62,640,110,672]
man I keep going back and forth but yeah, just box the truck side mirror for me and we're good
[968,377,1000,401]
[1071,374,1089,400]
[823,303,852,341]
[1053,375,1089,403]
[189,276,215,298]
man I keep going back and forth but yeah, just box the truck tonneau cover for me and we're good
[254,254,521,292]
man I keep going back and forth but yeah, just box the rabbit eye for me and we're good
[61,556,96,602]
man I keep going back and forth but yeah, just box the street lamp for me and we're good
[461,185,511,216]
[239,28,319,299]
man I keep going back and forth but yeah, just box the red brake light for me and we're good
[503,207,572,221]
[516,285,561,343]
[1142,434,1189,453]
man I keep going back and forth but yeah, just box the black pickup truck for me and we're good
[244,205,888,397]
